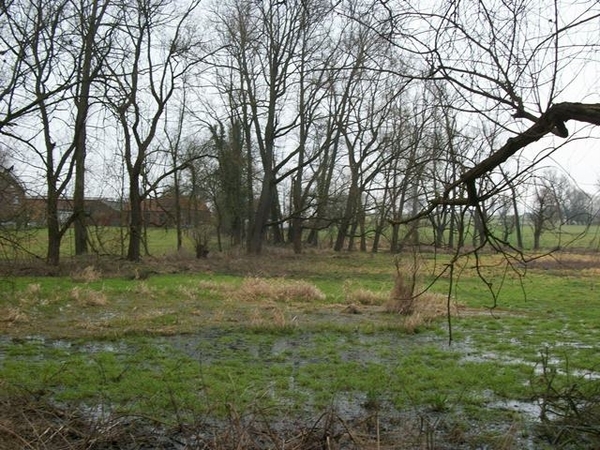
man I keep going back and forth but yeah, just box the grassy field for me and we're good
[3,222,600,262]
[1,249,600,448]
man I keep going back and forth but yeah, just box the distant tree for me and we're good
[208,120,249,248]
[2,0,79,265]
[376,0,600,253]
[529,172,566,250]
[563,186,593,225]
[68,0,114,256]
[103,0,202,261]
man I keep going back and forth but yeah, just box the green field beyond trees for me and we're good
[3,223,600,262]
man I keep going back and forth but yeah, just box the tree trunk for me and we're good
[448,208,456,249]
[248,176,273,254]
[347,220,357,252]
[533,226,542,250]
[358,207,366,252]
[127,179,142,262]
[46,189,61,266]
[292,216,303,254]
[334,217,349,251]
[473,209,486,248]
[174,170,182,251]
[334,182,359,252]
[511,190,523,249]
[390,222,400,253]
[73,166,88,255]
[270,191,284,245]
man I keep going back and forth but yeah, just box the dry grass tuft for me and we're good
[25,283,41,297]
[344,285,388,306]
[70,287,109,306]
[1,307,29,324]
[240,277,326,303]
[394,292,459,333]
[17,283,43,306]
[385,255,425,315]
[386,255,458,331]
[70,265,102,283]
[415,292,459,318]
[197,279,237,294]
[386,272,417,315]
[388,290,458,316]
[402,312,424,334]
[129,281,156,297]
[249,303,290,328]
[176,285,198,301]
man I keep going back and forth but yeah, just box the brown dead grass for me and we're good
[240,277,326,303]
[526,252,600,271]
[249,303,291,328]
[389,292,460,334]
[128,281,156,297]
[69,286,109,306]
[24,283,41,297]
[0,307,29,324]
[0,392,465,450]
[197,279,238,294]
[343,280,388,306]
[386,271,417,315]
[70,265,102,283]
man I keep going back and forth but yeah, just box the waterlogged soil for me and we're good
[2,252,600,448]
[0,328,556,449]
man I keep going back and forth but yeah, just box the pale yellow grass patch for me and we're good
[581,268,600,277]
[18,283,43,305]
[249,303,289,328]
[240,277,326,302]
[176,285,198,301]
[1,307,29,324]
[69,287,109,306]
[197,279,237,294]
[393,292,460,333]
[344,286,388,306]
[25,283,41,297]
[412,292,459,318]
[70,265,102,283]
[77,318,110,330]
[128,281,156,297]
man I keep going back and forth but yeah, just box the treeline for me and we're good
[1,0,599,264]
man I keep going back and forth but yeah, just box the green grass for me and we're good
[1,250,600,446]
[4,222,600,261]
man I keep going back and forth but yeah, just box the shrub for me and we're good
[387,272,415,314]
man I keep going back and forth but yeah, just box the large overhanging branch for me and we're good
[393,102,600,225]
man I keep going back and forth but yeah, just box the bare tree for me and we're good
[368,0,600,259]
[104,0,202,261]
[212,0,343,254]
[0,0,76,131]
[68,0,114,255]
[1,0,81,265]
[329,5,404,252]
[563,185,593,225]
[528,171,567,250]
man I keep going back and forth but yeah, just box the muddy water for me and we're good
[0,330,572,449]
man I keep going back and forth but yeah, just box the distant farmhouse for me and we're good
[22,196,210,229]
[0,165,27,227]
[0,168,210,228]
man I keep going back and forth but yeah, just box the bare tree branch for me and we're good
[395,102,600,224]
